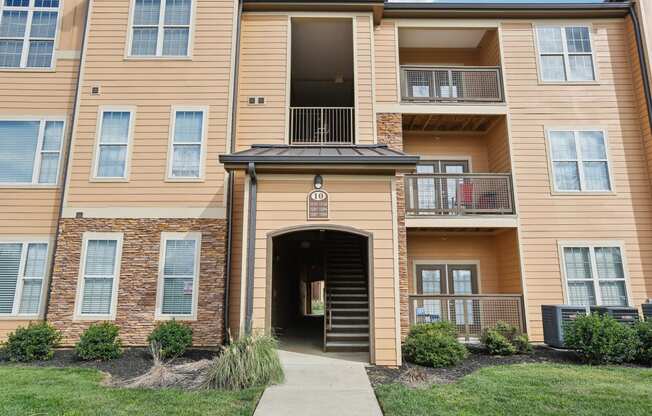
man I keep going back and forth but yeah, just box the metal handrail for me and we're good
[400,65,504,103]
[289,107,355,145]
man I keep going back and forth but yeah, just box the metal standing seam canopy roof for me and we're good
[219,144,420,167]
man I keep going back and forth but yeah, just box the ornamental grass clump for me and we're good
[205,333,284,390]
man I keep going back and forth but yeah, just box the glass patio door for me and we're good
[415,265,446,323]
[415,160,469,214]
[447,265,479,326]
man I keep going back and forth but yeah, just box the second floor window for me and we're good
[168,109,205,179]
[130,0,192,57]
[0,119,64,185]
[548,129,611,192]
[0,0,60,69]
[536,26,595,82]
[95,110,133,179]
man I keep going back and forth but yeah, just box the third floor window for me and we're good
[0,0,60,69]
[536,25,595,82]
[129,0,192,58]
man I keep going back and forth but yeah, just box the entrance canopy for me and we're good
[219,144,419,173]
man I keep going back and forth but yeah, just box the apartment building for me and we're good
[1,0,651,367]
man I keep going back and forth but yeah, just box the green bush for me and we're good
[564,313,638,364]
[75,322,123,361]
[403,323,468,367]
[4,323,61,362]
[147,320,193,360]
[206,333,284,390]
[513,334,534,354]
[481,329,517,356]
[633,320,652,365]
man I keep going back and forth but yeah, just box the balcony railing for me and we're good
[409,294,525,340]
[289,107,355,145]
[401,66,504,103]
[405,173,515,216]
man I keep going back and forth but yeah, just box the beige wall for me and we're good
[374,20,399,104]
[249,174,400,366]
[502,20,652,340]
[228,171,246,337]
[63,0,236,213]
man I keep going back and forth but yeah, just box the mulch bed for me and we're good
[0,348,218,380]
[366,346,580,388]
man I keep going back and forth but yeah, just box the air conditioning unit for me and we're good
[643,303,652,321]
[541,305,589,348]
[590,306,640,325]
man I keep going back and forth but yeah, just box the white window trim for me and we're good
[545,127,614,194]
[533,23,598,84]
[0,0,62,71]
[165,105,208,181]
[558,241,633,308]
[74,232,124,321]
[0,236,50,319]
[125,0,196,60]
[91,106,136,182]
[155,231,201,320]
[0,116,66,187]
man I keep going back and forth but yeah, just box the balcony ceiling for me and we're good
[402,114,500,133]
[398,28,487,49]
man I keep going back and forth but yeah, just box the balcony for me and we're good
[401,66,504,104]
[289,107,355,145]
[409,294,525,340]
[405,173,515,217]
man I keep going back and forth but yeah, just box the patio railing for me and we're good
[289,107,355,145]
[400,66,504,103]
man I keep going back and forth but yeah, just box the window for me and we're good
[0,119,64,184]
[562,244,629,307]
[0,241,48,316]
[76,233,123,319]
[168,108,205,179]
[157,232,200,319]
[0,0,60,69]
[94,110,134,179]
[536,26,595,82]
[548,129,611,192]
[129,0,192,57]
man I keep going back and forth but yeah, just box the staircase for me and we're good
[324,237,370,352]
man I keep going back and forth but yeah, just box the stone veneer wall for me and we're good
[376,113,410,337]
[47,218,227,346]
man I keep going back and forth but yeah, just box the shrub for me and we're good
[206,333,284,390]
[4,323,61,362]
[408,321,458,339]
[513,334,534,354]
[147,320,193,360]
[633,320,652,365]
[564,313,638,364]
[403,325,468,368]
[75,322,123,361]
[481,329,517,356]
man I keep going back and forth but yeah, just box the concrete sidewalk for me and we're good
[253,350,383,416]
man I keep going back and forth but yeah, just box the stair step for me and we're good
[327,332,369,338]
[332,324,369,329]
[330,300,368,305]
[325,341,369,347]
[331,308,369,312]
[332,316,368,321]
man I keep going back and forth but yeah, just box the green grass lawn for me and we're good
[0,366,263,416]
[376,363,652,416]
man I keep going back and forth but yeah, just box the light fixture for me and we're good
[314,174,323,189]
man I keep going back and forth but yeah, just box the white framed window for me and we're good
[0,118,64,185]
[0,240,48,317]
[93,108,135,180]
[560,242,631,307]
[0,0,60,69]
[156,232,200,320]
[535,25,596,82]
[547,129,611,192]
[167,107,206,180]
[75,232,123,320]
[128,0,193,58]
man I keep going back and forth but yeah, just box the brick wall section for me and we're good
[47,218,227,347]
[377,113,410,338]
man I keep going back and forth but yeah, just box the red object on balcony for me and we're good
[460,182,474,208]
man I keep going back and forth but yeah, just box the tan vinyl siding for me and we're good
[228,171,245,337]
[0,320,35,341]
[251,175,398,365]
[502,20,652,340]
[64,0,235,210]
[355,15,374,144]
[486,118,511,173]
[374,20,398,104]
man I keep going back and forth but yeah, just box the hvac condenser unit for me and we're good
[643,303,652,321]
[541,305,589,348]
[590,306,640,325]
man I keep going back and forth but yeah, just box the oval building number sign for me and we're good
[307,189,329,220]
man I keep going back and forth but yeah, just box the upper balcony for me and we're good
[397,27,506,110]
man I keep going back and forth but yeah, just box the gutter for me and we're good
[43,0,91,321]
[223,0,244,343]
[629,4,652,141]
[244,162,258,334]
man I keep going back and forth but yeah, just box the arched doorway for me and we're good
[268,227,372,357]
